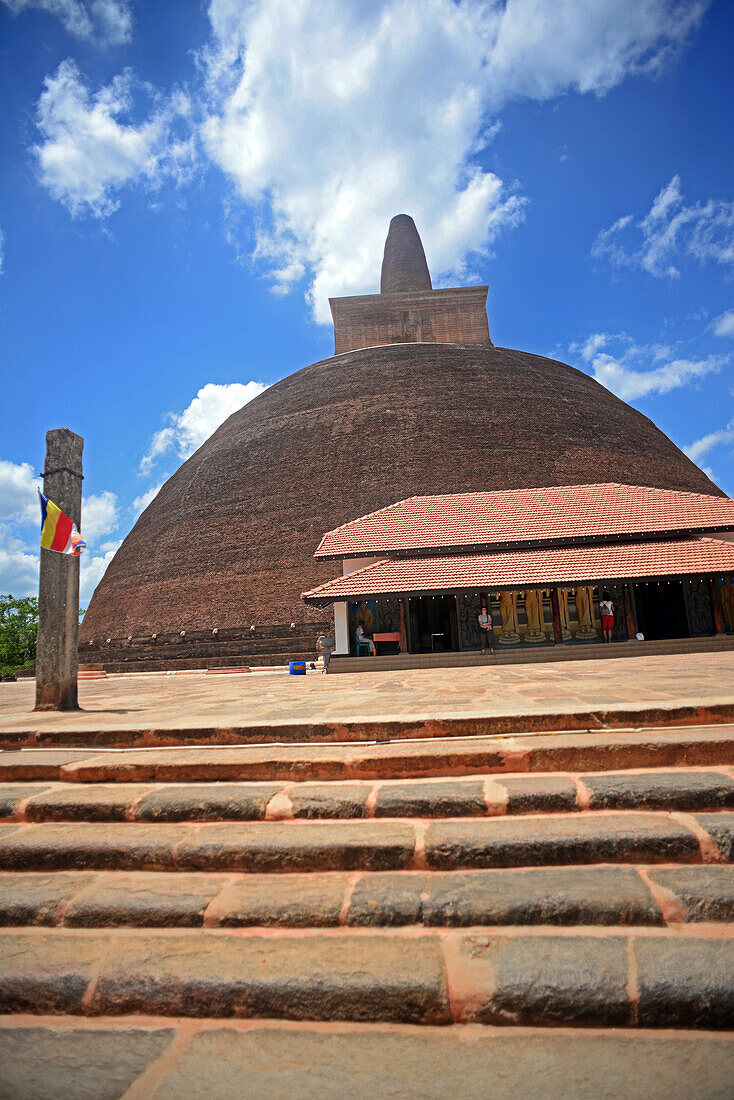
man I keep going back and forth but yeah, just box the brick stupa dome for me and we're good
[81,217,721,641]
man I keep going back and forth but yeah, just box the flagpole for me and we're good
[34,428,84,711]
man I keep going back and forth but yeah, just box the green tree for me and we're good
[0,595,39,678]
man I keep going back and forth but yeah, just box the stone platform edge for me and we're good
[3,702,734,751]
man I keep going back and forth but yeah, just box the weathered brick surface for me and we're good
[445,933,631,1026]
[647,866,734,922]
[425,813,701,869]
[0,784,50,818]
[206,873,350,927]
[63,872,226,928]
[694,813,734,860]
[0,871,87,926]
[500,776,578,813]
[90,932,449,1022]
[80,340,720,645]
[0,932,103,1013]
[24,784,151,822]
[374,780,487,818]
[284,783,371,819]
[133,784,281,822]
[173,821,416,873]
[585,771,734,811]
[635,937,734,1028]
[419,867,662,927]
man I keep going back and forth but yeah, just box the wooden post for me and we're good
[623,584,636,640]
[398,597,408,654]
[709,578,724,635]
[35,428,84,711]
[549,587,563,645]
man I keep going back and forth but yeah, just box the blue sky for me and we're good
[1,0,732,603]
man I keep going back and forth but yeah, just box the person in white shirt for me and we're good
[478,605,495,654]
[599,591,615,643]
[356,623,376,656]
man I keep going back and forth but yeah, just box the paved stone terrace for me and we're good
[1,651,734,737]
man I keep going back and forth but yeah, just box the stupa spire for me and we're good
[380,214,432,294]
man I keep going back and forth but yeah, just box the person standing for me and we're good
[316,632,335,674]
[600,591,615,643]
[478,604,495,654]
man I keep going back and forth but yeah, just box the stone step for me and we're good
[2,1018,733,1100]
[5,710,734,752]
[2,864,732,929]
[0,811,730,873]
[2,727,733,782]
[0,926,732,1028]
[1,767,733,824]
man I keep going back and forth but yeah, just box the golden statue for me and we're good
[557,587,572,640]
[522,588,547,643]
[497,590,520,645]
[573,586,598,639]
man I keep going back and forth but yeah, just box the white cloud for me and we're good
[0,460,41,526]
[0,227,4,276]
[0,541,39,597]
[131,482,164,517]
[713,310,734,338]
[1,0,132,45]
[202,0,706,322]
[571,332,725,401]
[140,381,267,474]
[593,175,734,277]
[34,60,197,217]
[82,490,118,540]
[684,418,734,463]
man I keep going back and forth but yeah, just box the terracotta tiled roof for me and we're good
[315,483,734,559]
[302,537,734,603]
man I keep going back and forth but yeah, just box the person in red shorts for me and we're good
[599,590,615,643]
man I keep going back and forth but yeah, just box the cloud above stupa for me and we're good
[28,0,711,322]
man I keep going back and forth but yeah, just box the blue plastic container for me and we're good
[289,661,307,676]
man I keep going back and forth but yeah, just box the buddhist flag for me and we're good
[39,491,86,556]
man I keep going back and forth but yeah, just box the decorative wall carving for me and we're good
[457,594,483,649]
[683,579,713,636]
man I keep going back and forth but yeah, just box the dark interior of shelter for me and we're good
[410,596,457,652]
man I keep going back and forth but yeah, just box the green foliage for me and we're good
[0,594,39,678]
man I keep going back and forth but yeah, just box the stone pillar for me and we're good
[398,598,408,654]
[623,585,636,640]
[334,601,350,655]
[35,429,84,711]
[709,579,724,635]
[549,588,563,645]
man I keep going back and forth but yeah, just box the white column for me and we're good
[334,601,349,655]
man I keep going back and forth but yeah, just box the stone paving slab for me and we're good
[1,1020,733,1100]
[1,651,734,740]
[0,928,732,1027]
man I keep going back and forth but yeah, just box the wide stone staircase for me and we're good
[0,724,733,1097]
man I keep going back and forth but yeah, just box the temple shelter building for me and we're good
[302,484,734,658]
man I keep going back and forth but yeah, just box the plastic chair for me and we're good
[354,633,372,656]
